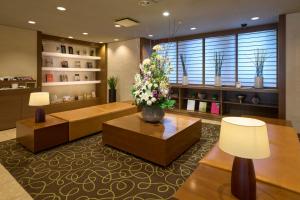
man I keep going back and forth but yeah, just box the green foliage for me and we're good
[108,76,118,90]
[160,99,176,109]
[254,49,267,77]
[214,52,224,76]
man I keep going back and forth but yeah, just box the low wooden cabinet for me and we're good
[16,115,69,153]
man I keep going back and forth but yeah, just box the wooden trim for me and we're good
[154,23,278,44]
[176,41,179,84]
[202,38,205,85]
[41,34,102,47]
[97,44,108,104]
[235,34,238,83]
[278,15,286,119]
[36,31,42,90]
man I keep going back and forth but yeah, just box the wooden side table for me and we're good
[16,115,69,153]
[174,164,300,200]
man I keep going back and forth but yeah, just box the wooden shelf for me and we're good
[183,97,220,103]
[42,67,101,72]
[168,108,222,120]
[42,52,101,60]
[170,84,278,93]
[42,80,101,86]
[50,97,99,105]
[223,101,278,109]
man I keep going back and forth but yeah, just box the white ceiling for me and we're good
[0,0,299,43]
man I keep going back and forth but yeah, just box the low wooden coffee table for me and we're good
[102,113,202,166]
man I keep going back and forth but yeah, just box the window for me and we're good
[178,39,203,84]
[205,35,236,86]
[238,30,277,87]
[157,42,177,83]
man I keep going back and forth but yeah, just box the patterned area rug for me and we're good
[0,123,220,200]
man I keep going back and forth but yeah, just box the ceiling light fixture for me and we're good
[148,34,153,37]
[68,36,73,39]
[28,20,36,24]
[82,32,88,35]
[190,27,197,30]
[251,17,260,21]
[99,41,103,44]
[56,6,66,11]
[114,39,119,41]
[163,11,170,17]
[115,24,121,28]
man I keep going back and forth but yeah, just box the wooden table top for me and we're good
[242,115,293,127]
[16,115,67,129]
[104,113,201,140]
[174,164,300,200]
[200,124,300,194]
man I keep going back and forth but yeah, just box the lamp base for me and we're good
[35,108,46,123]
[231,157,256,200]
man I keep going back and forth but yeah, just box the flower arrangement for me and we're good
[254,49,267,77]
[132,44,175,109]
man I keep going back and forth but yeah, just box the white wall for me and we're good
[0,25,37,79]
[107,38,140,101]
[286,12,300,132]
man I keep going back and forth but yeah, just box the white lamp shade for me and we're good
[219,117,270,159]
[29,92,50,106]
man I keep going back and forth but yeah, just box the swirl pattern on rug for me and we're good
[0,123,220,200]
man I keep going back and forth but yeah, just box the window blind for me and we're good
[205,35,236,86]
[157,42,177,83]
[238,30,277,87]
[177,39,203,84]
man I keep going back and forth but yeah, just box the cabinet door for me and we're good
[0,95,22,130]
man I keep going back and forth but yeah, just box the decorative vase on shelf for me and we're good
[254,76,264,88]
[182,75,189,85]
[141,105,165,123]
[132,44,175,123]
[215,75,222,87]
[108,76,118,103]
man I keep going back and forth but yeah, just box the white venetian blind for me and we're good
[157,42,177,83]
[205,35,236,85]
[238,30,277,87]
[178,39,203,84]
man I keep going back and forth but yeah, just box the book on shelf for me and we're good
[211,102,220,115]
[46,73,53,82]
[187,99,196,111]
[199,102,207,112]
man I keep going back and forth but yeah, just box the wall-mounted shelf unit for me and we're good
[42,52,101,60]
[42,67,101,72]
[38,34,108,113]
[169,84,279,119]
[42,80,101,86]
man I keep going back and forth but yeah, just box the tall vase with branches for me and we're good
[254,49,267,88]
[214,52,224,86]
[180,54,188,85]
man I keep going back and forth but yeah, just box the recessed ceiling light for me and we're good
[68,36,73,39]
[190,27,197,30]
[99,41,103,44]
[56,6,66,11]
[148,34,153,37]
[251,17,260,21]
[163,11,170,17]
[114,24,121,28]
[114,39,119,41]
[82,32,88,35]
[28,20,36,24]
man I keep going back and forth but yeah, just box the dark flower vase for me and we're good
[141,105,165,123]
[109,89,116,103]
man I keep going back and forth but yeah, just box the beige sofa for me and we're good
[51,102,137,141]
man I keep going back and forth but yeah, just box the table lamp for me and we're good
[219,117,270,200]
[29,92,50,123]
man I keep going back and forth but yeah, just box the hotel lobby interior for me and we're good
[0,0,300,199]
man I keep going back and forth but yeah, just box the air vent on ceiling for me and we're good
[138,0,160,7]
[115,18,139,27]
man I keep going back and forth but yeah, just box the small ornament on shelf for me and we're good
[74,61,81,68]
[68,46,73,54]
[61,61,68,68]
[86,62,93,68]
[46,73,53,82]
[61,45,66,53]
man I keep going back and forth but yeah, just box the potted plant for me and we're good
[108,76,118,102]
[214,52,224,87]
[180,54,188,85]
[132,44,175,123]
[254,49,267,88]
